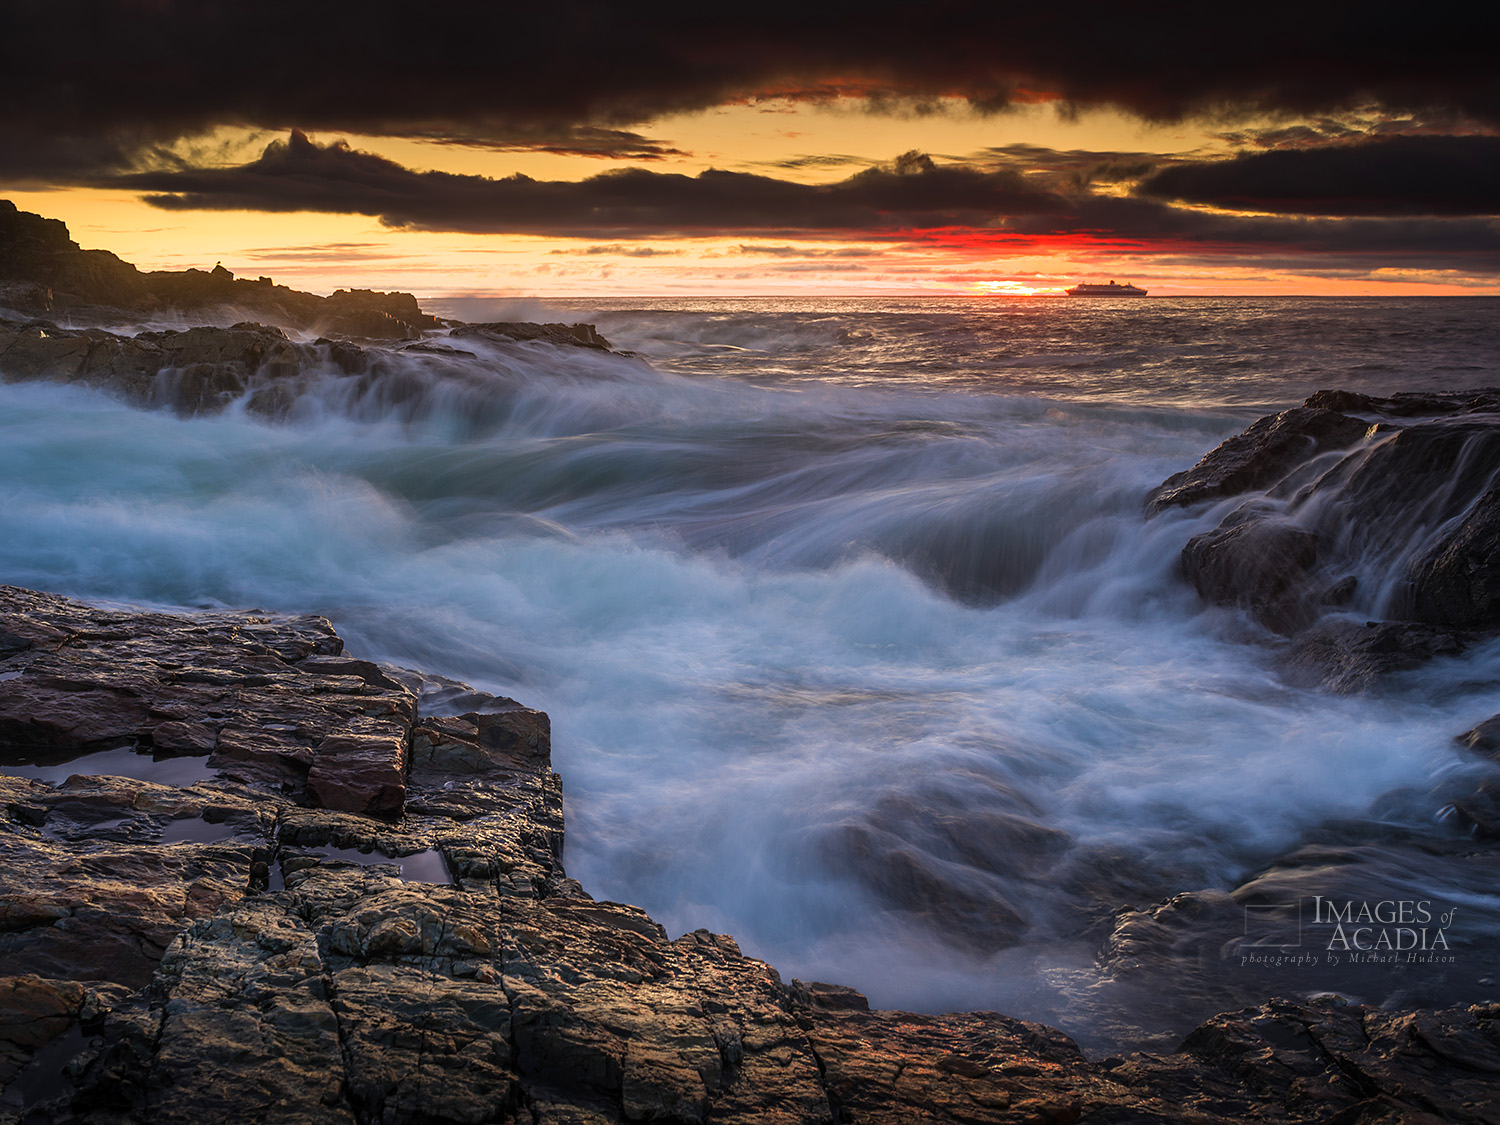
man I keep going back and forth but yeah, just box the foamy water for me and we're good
[4,295,1500,1049]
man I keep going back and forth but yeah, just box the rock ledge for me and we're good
[3,587,1499,1122]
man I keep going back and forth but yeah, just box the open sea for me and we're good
[4,295,1500,1050]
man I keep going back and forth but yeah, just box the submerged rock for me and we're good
[1282,619,1474,693]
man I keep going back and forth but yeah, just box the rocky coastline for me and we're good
[2,586,1498,1124]
[0,199,617,421]
[4,200,1500,1122]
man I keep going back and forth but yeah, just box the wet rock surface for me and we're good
[2,588,1499,1123]
[1146,406,1374,517]
[1149,389,1500,689]
[0,314,619,417]
[0,320,320,414]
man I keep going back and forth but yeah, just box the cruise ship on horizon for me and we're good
[1065,280,1148,296]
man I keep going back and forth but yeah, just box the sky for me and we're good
[3,1,1498,297]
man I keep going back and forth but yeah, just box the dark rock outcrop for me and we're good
[451,321,612,351]
[1150,389,1500,689]
[1459,713,1500,758]
[320,289,435,340]
[0,314,625,418]
[1,203,626,426]
[0,200,437,339]
[0,201,146,311]
[0,320,320,413]
[0,281,53,316]
[4,587,1500,1122]
[1,199,614,350]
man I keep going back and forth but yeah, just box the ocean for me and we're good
[4,295,1499,1051]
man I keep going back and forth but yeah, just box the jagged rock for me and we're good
[305,728,409,816]
[0,200,145,308]
[0,308,622,424]
[319,289,437,339]
[0,773,273,989]
[1152,390,1500,684]
[1458,713,1500,758]
[1311,420,1500,552]
[1098,890,1243,979]
[1436,777,1500,840]
[1170,998,1500,1123]
[0,585,412,805]
[1305,387,1500,417]
[0,200,74,257]
[451,321,613,351]
[0,975,85,1081]
[1145,406,1371,515]
[787,980,870,1012]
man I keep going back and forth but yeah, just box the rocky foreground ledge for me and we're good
[2,587,1499,1124]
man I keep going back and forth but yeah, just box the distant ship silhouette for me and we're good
[1065,280,1148,296]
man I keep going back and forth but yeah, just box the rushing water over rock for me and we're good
[3,295,1500,1052]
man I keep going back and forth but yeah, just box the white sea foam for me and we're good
[4,296,1499,1048]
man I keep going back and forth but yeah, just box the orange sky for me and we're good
[7,100,1497,298]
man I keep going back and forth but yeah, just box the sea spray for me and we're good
[4,295,1499,1048]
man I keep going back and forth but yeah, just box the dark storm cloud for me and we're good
[1139,135,1500,216]
[116,132,1067,236]
[996,194,1500,271]
[3,0,1497,180]
[109,132,1500,276]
